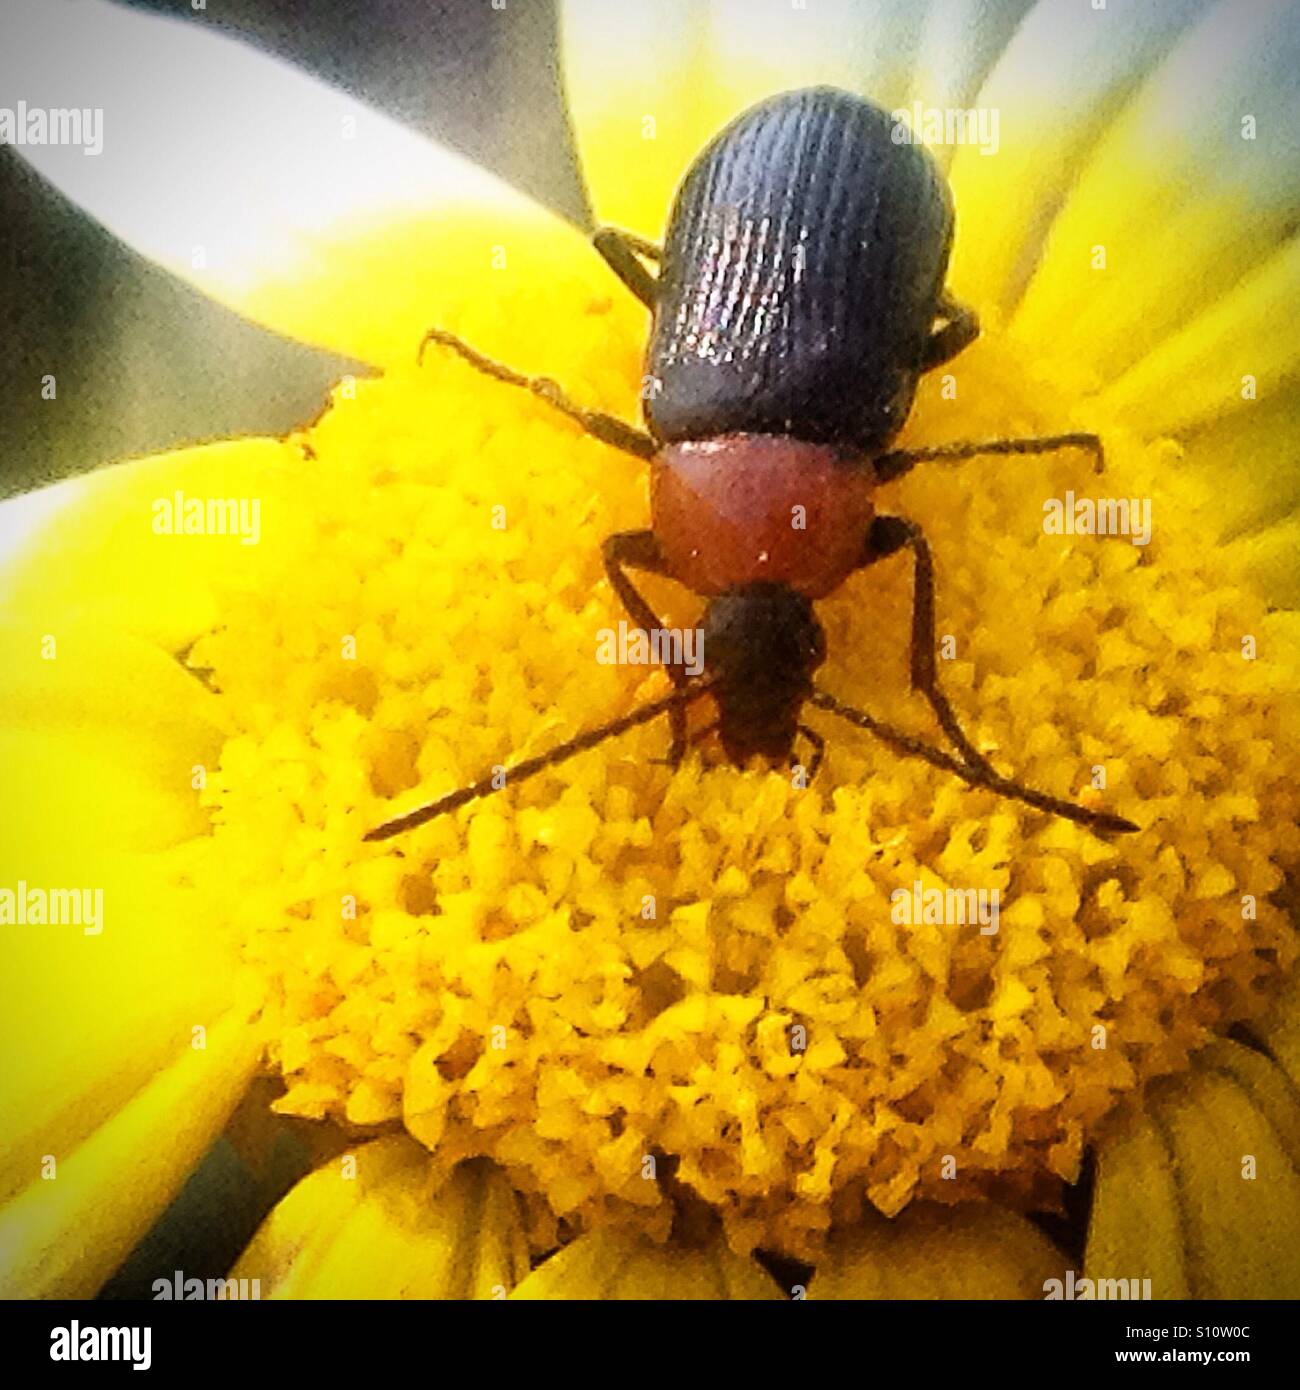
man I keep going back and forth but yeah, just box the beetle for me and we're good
[366,87,1137,841]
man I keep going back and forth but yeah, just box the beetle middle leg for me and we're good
[861,515,996,778]
[603,530,692,765]
[419,327,656,461]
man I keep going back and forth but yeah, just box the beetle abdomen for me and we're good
[645,87,953,455]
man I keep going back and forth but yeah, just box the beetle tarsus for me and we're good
[921,290,980,370]
[795,725,826,783]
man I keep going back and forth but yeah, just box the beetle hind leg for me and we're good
[593,226,661,308]
[921,289,979,370]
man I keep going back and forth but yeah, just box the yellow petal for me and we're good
[947,0,1215,316]
[1093,235,1300,437]
[563,0,933,236]
[1172,394,1300,545]
[1085,1041,1300,1298]
[1252,970,1300,1091]
[230,1141,529,1298]
[0,616,223,850]
[0,606,263,1297]
[1223,515,1300,611]
[807,1203,1066,1298]
[0,994,264,1298]
[0,613,253,1198]
[510,1225,782,1299]
[4,0,603,368]
[1012,0,1300,390]
[0,440,307,651]
[1085,1110,1192,1298]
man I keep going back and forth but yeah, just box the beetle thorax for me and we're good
[651,434,875,600]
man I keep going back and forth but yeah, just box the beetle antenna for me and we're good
[809,689,1138,836]
[364,681,716,841]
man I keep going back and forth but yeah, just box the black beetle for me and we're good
[366,87,1136,841]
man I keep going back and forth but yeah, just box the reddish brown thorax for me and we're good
[651,434,877,599]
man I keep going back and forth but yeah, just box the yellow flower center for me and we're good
[186,286,1299,1260]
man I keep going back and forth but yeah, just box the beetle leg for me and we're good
[598,226,662,261]
[860,515,997,778]
[921,290,979,370]
[794,725,825,783]
[419,327,657,461]
[810,688,1138,837]
[603,530,691,766]
[874,431,1104,484]
[594,227,661,308]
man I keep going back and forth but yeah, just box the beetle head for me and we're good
[700,582,826,762]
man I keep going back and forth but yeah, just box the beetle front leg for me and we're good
[603,530,691,766]
[861,515,996,778]
[419,327,657,461]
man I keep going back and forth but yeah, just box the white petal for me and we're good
[1013,0,1300,389]
[946,0,1219,315]
[0,0,592,366]
[0,477,80,577]
[904,0,1037,172]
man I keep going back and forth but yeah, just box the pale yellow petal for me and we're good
[0,996,264,1298]
[1159,1073,1300,1298]
[1085,1110,1192,1298]
[509,1225,782,1299]
[1085,1042,1300,1298]
[1253,971,1300,1089]
[1173,394,1300,544]
[230,1141,529,1298]
[903,0,1037,172]
[947,0,1216,315]
[1093,235,1300,435]
[0,609,263,1297]
[1222,513,1300,610]
[808,1203,1066,1298]
[0,440,308,651]
[0,611,246,1202]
